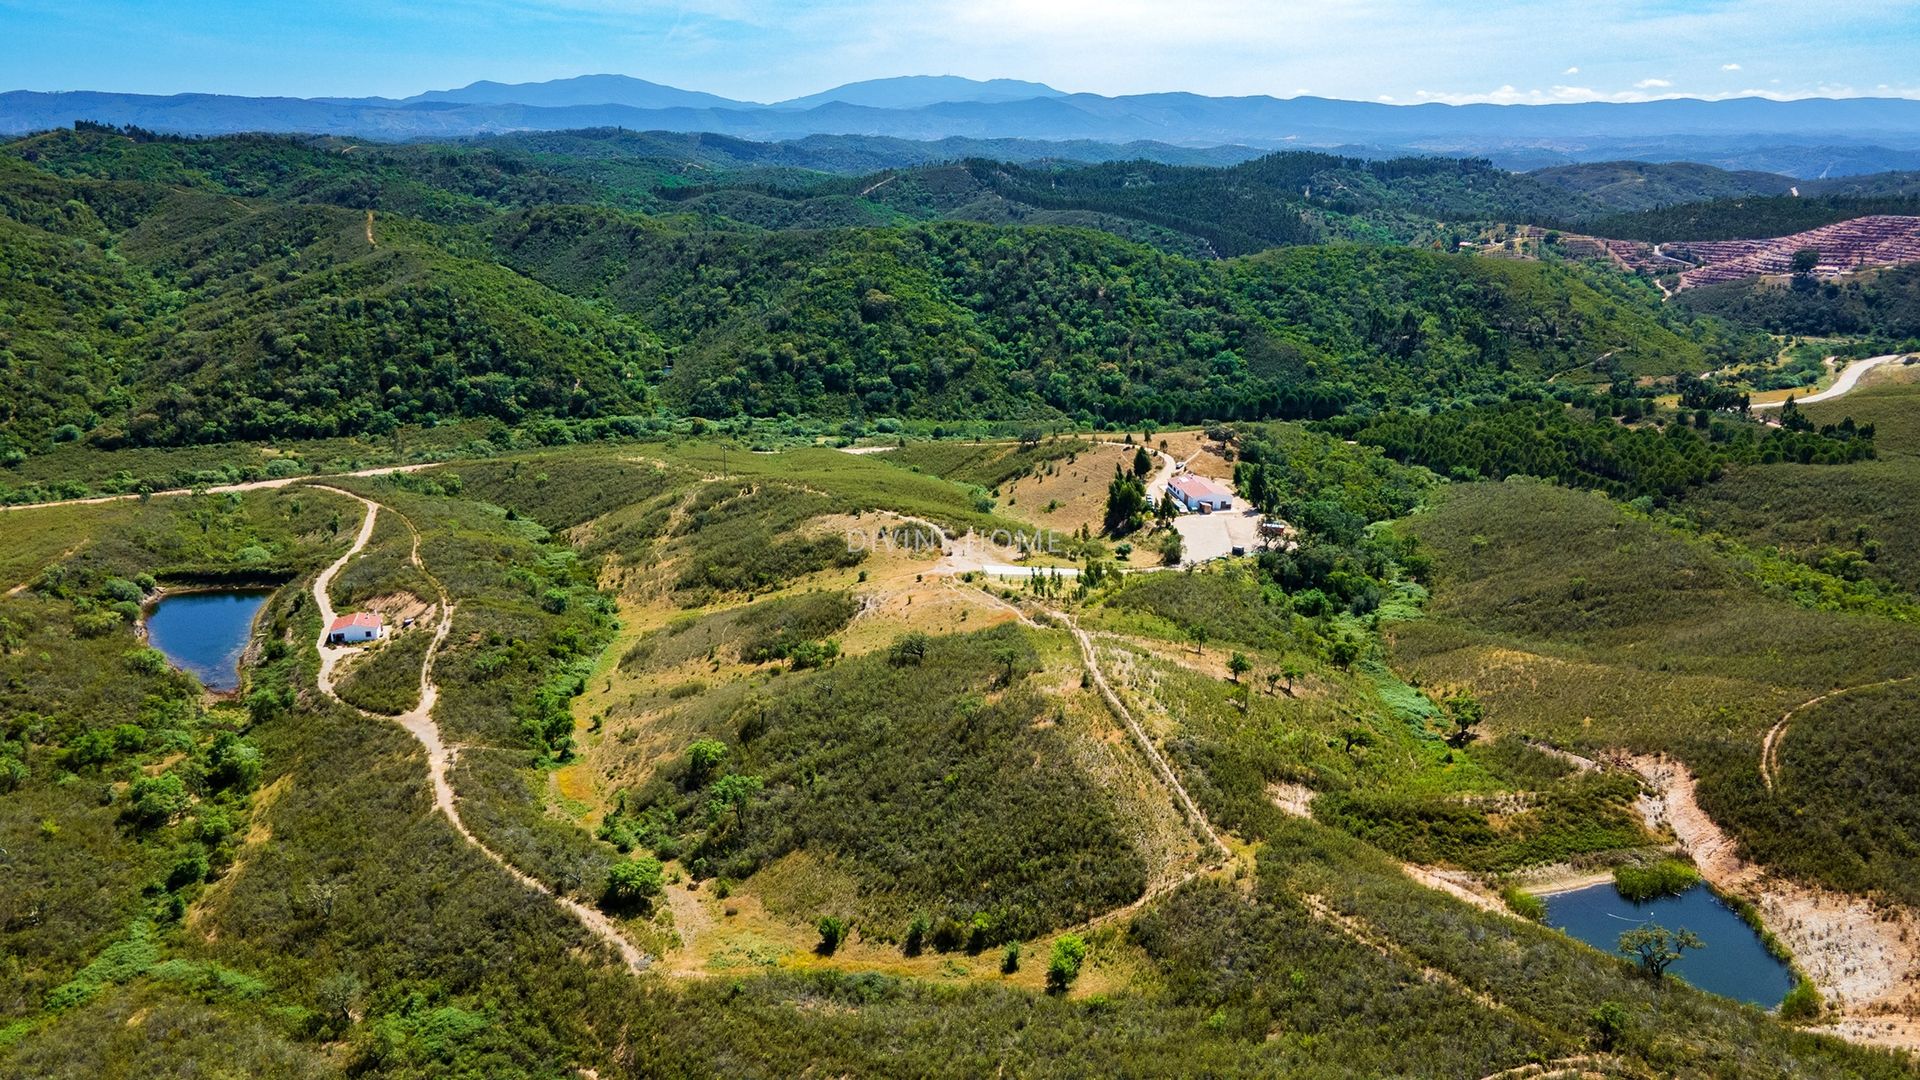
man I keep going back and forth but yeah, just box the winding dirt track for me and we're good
[1761,677,1917,792]
[308,486,646,972]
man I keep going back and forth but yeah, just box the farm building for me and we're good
[327,611,385,645]
[1167,474,1234,513]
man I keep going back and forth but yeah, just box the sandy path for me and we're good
[1751,353,1909,409]
[1060,610,1229,860]
[308,486,647,971]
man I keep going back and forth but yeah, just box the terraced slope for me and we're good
[1670,215,1920,288]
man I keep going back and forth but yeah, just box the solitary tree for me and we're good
[817,916,848,955]
[707,773,764,831]
[1618,923,1704,979]
[1228,652,1252,684]
[1132,445,1154,479]
[1443,694,1484,748]
[1329,635,1361,671]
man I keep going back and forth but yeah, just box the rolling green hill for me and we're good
[1526,161,1797,212]
[0,132,1756,456]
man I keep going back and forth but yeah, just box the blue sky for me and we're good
[4,0,1918,104]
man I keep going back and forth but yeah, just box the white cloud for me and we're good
[1564,66,1580,75]
[1722,62,1743,71]
[1634,78,1674,89]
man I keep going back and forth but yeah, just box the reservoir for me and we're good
[144,589,271,692]
[1544,882,1796,1008]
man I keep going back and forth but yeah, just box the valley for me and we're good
[4,106,1920,1079]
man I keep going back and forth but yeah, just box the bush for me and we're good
[1158,531,1184,566]
[125,772,189,828]
[204,733,262,793]
[1501,885,1546,922]
[1047,933,1088,993]
[1589,1000,1630,1050]
[1612,859,1700,902]
[817,916,848,955]
[167,851,211,891]
[603,855,664,909]
[1779,979,1824,1021]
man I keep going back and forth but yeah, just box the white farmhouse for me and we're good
[327,611,385,645]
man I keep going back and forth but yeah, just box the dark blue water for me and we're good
[144,590,270,692]
[1544,883,1795,1007]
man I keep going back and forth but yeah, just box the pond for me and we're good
[143,589,272,692]
[1544,882,1796,1008]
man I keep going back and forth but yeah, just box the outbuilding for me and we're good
[327,611,385,645]
[1166,474,1234,513]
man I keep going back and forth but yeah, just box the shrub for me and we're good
[204,733,262,793]
[603,855,664,909]
[1047,933,1088,993]
[125,772,189,828]
[1157,531,1184,566]
[686,738,728,786]
[1612,859,1700,902]
[1501,885,1546,923]
[1779,979,1824,1021]
[1589,1000,1630,1050]
[903,913,929,956]
[817,916,848,955]
[166,851,210,891]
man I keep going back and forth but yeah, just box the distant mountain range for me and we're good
[9,74,1920,176]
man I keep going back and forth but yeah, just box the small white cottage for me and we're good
[327,611,385,645]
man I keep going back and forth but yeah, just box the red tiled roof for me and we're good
[1168,474,1233,500]
[328,612,383,631]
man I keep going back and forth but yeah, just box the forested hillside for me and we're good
[1674,263,1920,341]
[0,126,1762,456]
[1526,161,1797,212]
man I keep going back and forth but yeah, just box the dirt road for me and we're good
[0,462,438,513]
[1059,609,1229,860]
[308,486,647,972]
[1761,677,1916,792]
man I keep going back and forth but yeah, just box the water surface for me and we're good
[144,589,271,692]
[1544,882,1795,1007]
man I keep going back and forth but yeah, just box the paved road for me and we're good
[1752,354,1909,409]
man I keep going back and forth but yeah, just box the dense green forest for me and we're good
[1577,193,1920,243]
[1336,398,1879,501]
[0,126,1773,456]
[1675,264,1920,341]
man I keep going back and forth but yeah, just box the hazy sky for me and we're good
[4,0,1918,104]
